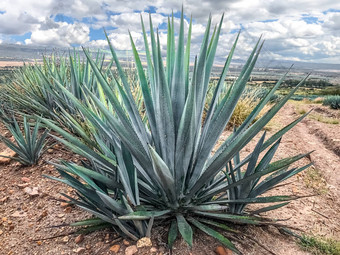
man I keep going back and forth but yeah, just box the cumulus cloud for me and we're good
[25,22,90,47]
[0,0,340,62]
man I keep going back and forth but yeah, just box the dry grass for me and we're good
[313,97,324,104]
[303,166,329,195]
[308,113,339,125]
[227,97,261,128]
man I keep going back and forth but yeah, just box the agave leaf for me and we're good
[96,191,128,215]
[184,15,192,97]
[69,218,106,227]
[196,218,236,233]
[188,218,239,254]
[201,31,240,140]
[200,152,312,201]
[168,220,178,249]
[251,202,290,215]
[189,205,228,212]
[176,214,193,247]
[191,76,309,197]
[78,205,116,225]
[153,30,175,172]
[104,31,149,145]
[118,210,170,220]
[129,31,158,151]
[250,163,312,197]
[208,195,298,204]
[171,9,185,132]
[190,38,263,188]
[193,211,261,225]
[149,145,176,203]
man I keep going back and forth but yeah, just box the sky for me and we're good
[0,0,340,64]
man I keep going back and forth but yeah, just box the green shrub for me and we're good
[38,12,311,253]
[323,95,340,109]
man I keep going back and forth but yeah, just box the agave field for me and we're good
[0,11,339,255]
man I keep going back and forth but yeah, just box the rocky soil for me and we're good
[0,101,339,255]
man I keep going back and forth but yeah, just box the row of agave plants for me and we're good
[0,10,312,254]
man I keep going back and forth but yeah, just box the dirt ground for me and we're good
[0,101,339,255]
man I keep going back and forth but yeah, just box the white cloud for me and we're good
[25,22,89,47]
[0,0,340,63]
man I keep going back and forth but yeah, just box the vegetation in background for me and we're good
[299,235,340,255]
[283,79,333,88]
[205,85,278,129]
[309,113,339,125]
[1,10,313,253]
[323,95,340,110]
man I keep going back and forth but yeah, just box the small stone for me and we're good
[36,241,42,246]
[0,196,9,203]
[2,217,7,222]
[150,247,158,253]
[57,214,65,218]
[64,207,72,213]
[123,239,130,246]
[109,244,120,253]
[11,211,27,217]
[0,230,3,235]
[17,183,29,188]
[73,247,86,254]
[105,233,110,240]
[75,234,84,244]
[47,149,54,153]
[62,236,69,243]
[125,245,138,255]
[38,210,48,219]
[95,241,104,247]
[215,246,232,255]
[137,237,152,248]
[21,177,30,183]
[60,202,69,208]
[54,144,62,149]
[0,148,17,164]
[24,187,39,197]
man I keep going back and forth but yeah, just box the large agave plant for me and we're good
[42,11,312,253]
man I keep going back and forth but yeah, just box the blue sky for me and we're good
[0,0,340,63]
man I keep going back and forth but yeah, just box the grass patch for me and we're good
[290,100,309,115]
[303,167,329,195]
[263,117,283,132]
[299,235,340,255]
[298,108,307,115]
[308,114,339,124]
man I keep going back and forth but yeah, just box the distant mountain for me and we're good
[0,43,339,72]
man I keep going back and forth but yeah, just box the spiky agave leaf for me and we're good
[0,116,49,166]
[38,9,313,253]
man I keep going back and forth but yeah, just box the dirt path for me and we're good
[0,101,339,255]
[270,103,340,236]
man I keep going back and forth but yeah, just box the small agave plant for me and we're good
[0,116,49,166]
[42,10,312,253]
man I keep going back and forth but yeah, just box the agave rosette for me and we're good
[40,10,312,253]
